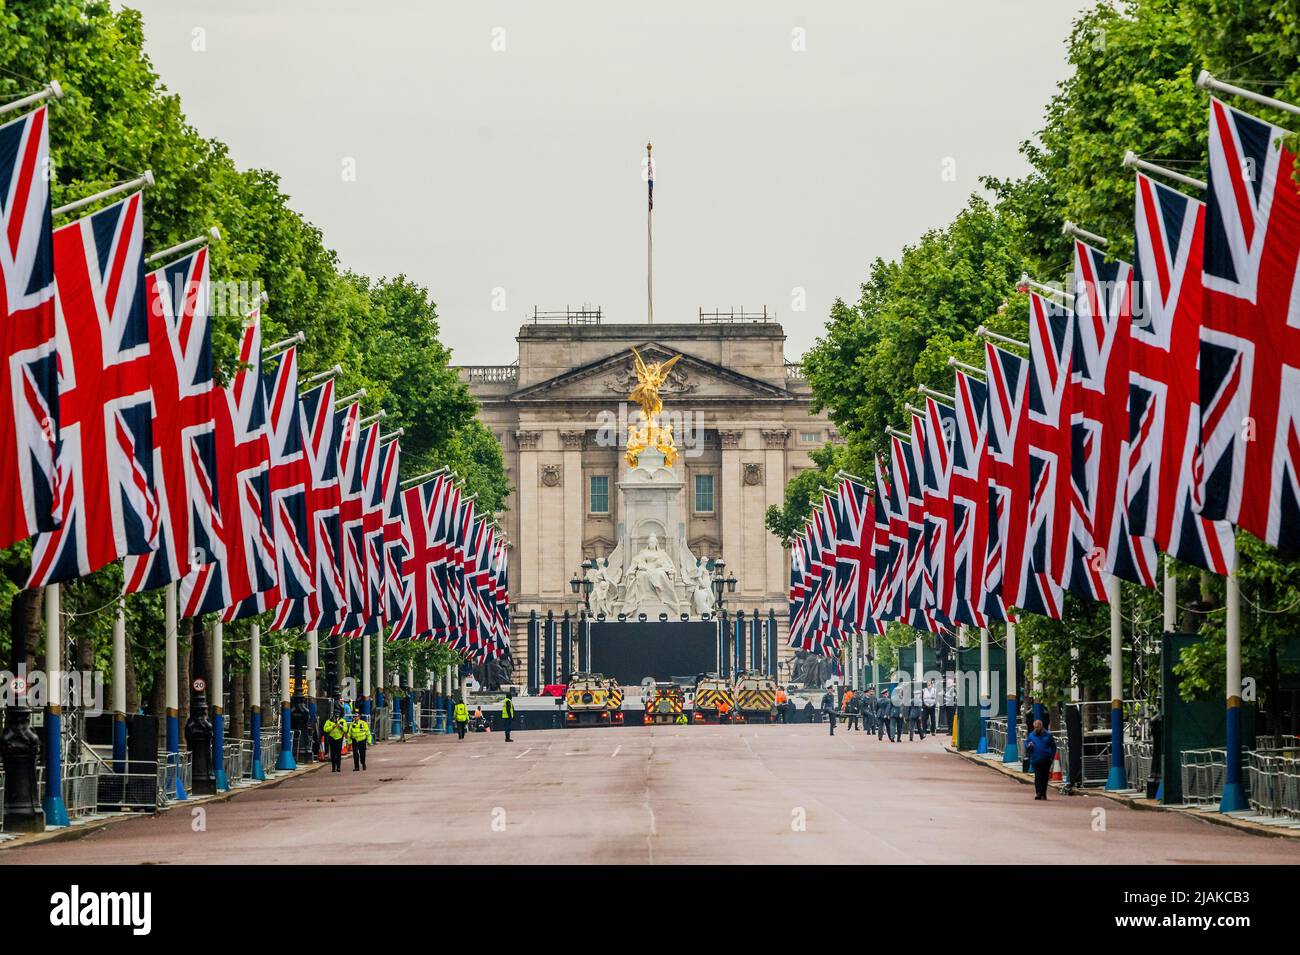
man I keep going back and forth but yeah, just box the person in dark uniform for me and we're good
[844,691,860,732]
[878,691,899,743]
[908,684,926,741]
[820,687,837,735]
[861,687,877,735]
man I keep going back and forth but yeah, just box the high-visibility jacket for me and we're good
[324,718,345,741]
[348,718,372,744]
[775,690,787,705]
[501,697,516,720]
[454,702,469,722]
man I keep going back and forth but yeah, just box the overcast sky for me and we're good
[125,0,1091,366]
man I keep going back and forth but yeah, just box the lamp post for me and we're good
[711,560,738,676]
[570,559,596,674]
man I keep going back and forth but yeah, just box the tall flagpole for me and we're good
[646,141,654,324]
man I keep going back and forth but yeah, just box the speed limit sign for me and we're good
[192,678,206,692]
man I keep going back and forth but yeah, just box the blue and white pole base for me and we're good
[250,707,266,781]
[976,696,989,755]
[43,707,70,827]
[1219,696,1248,812]
[1002,695,1019,765]
[213,707,230,791]
[112,711,128,774]
[166,707,187,801]
[275,701,296,771]
[1105,700,1128,790]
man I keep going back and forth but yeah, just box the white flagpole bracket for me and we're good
[358,409,387,427]
[0,80,63,117]
[380,428,404,444]
[302,364,343,387]
[917,384,954,403]
[886,426,910,441]
[263,330,305,359]
[1197,69,1300,119]
[53,170,154,218]
[976,326,1029,350]
[1122,150,1206,191]
[335,388,367,407]
[401,466,448,488]
[903,402,926,417]
[947,356,984,377]
[1062,220,1108,248]
[146,226,220,265]
[1017,272,1075,304]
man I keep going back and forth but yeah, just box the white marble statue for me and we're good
[677,544,716,616]
[589,557,621,618]
[620,534,682,615]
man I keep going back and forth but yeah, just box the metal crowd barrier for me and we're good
[223,740,246,784]
[1248,749,1300,819]
[419,708,446,734]
[1180,748,1227,807]
[1125,739,1154,788]
[157,750,192,804]
[984,717,1007,757]
[95,757,159,811]
[260,729,281,771]
[371,707,392,742]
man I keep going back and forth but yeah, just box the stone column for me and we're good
[515,429,542,597]
[719,429,744,589]
[561,429,585,582]
[762,429,789,599]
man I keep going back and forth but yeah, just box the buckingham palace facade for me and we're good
[455,308,836,675]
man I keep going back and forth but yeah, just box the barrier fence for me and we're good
[985,717,1007,757]
[158,750,192,805]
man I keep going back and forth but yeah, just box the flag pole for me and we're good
[646,141,654,325]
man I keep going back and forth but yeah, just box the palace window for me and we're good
[799,430,824,444]
[694,473,715,514]
[589,475,610,514]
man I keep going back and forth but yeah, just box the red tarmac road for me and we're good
[4,725,1299,864]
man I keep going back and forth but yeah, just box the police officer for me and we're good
[877,686,895,742]
[453,697,470,740]
[349,710,373,770]
[923,679,938,735]
[890,683,907,741]
[908,683,926,741]
[323,708,346,772]
[500,690,516,742]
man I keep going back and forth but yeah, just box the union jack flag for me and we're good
[1064,240,1155,597]
[179,317,274,616]
[1198,98,1300,554]
[948,371,988,627]
[0,105,58,550]
[333,418,383,637]
[787,530,809,647]
[901,416,940,633]
[29,193,157,585]
[123,248,217,593]
[922,396,956,629]
[981,342,1030,622]
[225,345,313,622]
[834,475,881,636]
[380,438,404,626]
[272,378,345,631]
[1128,172,1234,574]
[876,451,905,622]
[330,402,365,630]
[392,474,454,640]
[1019,292,1074,620]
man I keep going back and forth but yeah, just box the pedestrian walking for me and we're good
[943,679,958,734]
[349,710,373,771]
[323,709,346,772]
[889,683,906,741]
[821,687,837,736]
[775,686,788,723]
[1024,718,1058,800]
[923,680,938,735]
[500,690,516,742]
[453,698,470,740]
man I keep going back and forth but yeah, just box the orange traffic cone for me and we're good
[1050,749,1064,783]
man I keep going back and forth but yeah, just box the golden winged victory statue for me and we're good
[625,346,683,468]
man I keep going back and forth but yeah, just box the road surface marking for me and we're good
[419,752,444,763]
[514,747,533,759]
[611,745,621,758]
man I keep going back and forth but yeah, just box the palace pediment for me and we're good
[507,342,795,404]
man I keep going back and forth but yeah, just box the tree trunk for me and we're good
[8,587,43,676]
[177,622,191,737]
[230,670,245,740]
[151,671,165,751]
[124,638,139,715]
